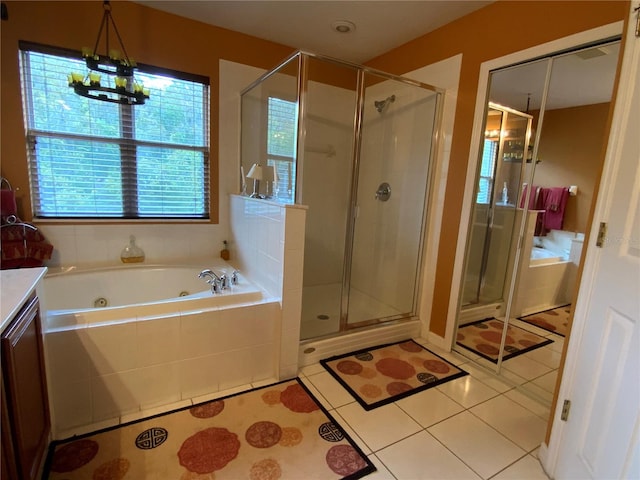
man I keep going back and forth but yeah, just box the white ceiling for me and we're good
[489,41,620,111]
[134,1,492,63]
[134,1,619,110]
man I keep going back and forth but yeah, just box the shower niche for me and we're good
[240,52,442,341]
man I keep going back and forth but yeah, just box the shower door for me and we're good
[461,105,531,308]
[346,73,440,328]
[299,57,360,339]
[295,54,442,339]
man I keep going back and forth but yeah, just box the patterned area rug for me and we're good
[456,318,554,363]
[321,339,468,411]
[43,379,376,480]
[518,304,571,337]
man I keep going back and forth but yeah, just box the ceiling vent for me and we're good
[575,47,609,60]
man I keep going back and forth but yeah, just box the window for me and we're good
[19,43,209,219]
[267,97,297,203]
[477,139,498,204]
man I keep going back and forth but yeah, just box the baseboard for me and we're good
[458,302,503,325]
[425,330,450,351]
[298,320,421,366]
[537,441,554,478]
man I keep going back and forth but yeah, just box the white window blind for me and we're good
[20,43,210,219]
[477,139,498,204]
[267,97,297,203]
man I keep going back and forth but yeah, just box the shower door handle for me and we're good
[375,182,391,201]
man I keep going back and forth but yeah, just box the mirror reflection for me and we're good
[455,41,621,404]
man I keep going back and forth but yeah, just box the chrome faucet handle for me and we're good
[208,278,223,294]
[219,274,229,290]
[231,270,240,285]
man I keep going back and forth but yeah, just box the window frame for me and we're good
[19,41,211,221]
[477,139,498,205]
[266,94,298,204]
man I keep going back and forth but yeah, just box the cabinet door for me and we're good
[1,294,50,480]
[1,374,20,480]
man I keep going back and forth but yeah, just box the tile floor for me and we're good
[58,334,557,479]
[298,337,553,480]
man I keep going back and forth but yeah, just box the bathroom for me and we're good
[0,3,631,472]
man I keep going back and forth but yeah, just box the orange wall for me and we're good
[535,103,611,234]
[365,0,627,337]
[1,1,628,336]
[0,0,295,223]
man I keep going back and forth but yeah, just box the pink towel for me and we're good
[542,187,569,231]
[519,185,546,235]
[519,185,541,209]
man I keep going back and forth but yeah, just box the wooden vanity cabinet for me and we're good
[1,293,51,480]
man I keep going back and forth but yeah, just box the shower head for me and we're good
[374,94,396,113]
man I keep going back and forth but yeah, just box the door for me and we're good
[551,7,639,478]
[1,294,51,480]
[347,72,439,327]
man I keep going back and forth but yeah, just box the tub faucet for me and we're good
[198,269,228,294]
[198,269,219,281]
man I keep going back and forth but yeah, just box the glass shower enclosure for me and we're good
[240,52,442,341]
[461,103,533,308]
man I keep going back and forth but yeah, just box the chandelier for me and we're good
[68,1,149,105]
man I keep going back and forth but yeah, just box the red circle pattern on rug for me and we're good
[178,427,241,474]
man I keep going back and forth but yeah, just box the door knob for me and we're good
[375,182,391,201]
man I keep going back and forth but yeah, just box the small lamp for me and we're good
[246,163,263,198]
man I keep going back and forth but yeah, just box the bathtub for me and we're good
[516,247,574,317]
[42,263,281,438]
[43,263,262,330]
[530,247,566,266]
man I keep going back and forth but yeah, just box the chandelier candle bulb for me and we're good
[71,72,84,84]
[89,73,101,86]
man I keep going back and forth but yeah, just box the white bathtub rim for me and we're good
[42,262,277,332]
[44,261,240,277]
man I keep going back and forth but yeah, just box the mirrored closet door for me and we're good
[454,40,621,403]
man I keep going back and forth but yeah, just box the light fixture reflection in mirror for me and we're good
[246,163,264,198]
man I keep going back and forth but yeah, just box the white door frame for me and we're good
[542,3,640,476]
[444,21,624,348]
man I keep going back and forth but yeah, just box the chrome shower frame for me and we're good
[240,50,446,338]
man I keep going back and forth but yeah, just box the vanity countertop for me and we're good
[0,267,47,332]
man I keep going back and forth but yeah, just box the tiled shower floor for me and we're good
[300,283,403,340]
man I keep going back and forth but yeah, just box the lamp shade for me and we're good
[246,163,263,180]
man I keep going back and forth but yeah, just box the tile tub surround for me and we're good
[230,194,307,380]
[45,194,307,437]
[45,300,280,438]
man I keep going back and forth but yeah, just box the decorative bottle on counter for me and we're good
[120,235,145,263]
[220,240,230,261]
[501,182,509,204]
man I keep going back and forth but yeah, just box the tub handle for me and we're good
[208,278,223,294]
[231,270,240,285]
